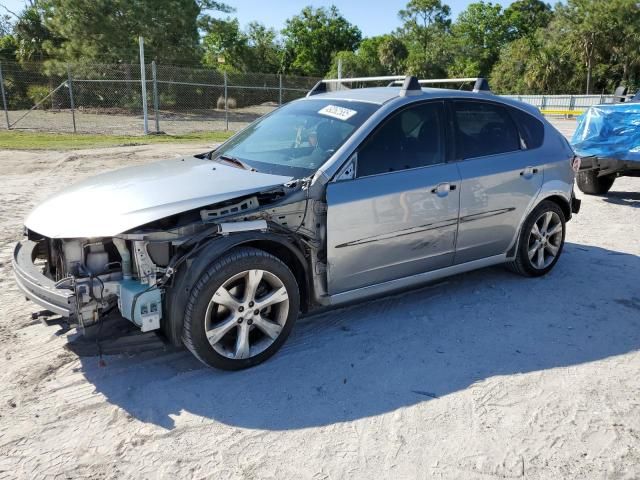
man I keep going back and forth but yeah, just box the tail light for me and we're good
[571,156,582,173]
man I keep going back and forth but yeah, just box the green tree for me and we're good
[449,1,508,77]
[591,0,640,90]
[245,22,282,73]
[0,14,17,62]
[202,18,248,71]
[0,34,17,62]
[327,35,408,78]
[556,0,619,93]
[41,0,232,65]
[202,20,282,73]
[327,50,372,78]
[503,0,552,40]
[13,5,56,63]
[491,25,582,94]
[378,35,408,74]
[397,0,451,78]
[281,6,361,76]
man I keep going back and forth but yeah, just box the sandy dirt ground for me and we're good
[0,119,639,480]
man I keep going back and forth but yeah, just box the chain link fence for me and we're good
[0,60,624,136]
[0,60,320,135]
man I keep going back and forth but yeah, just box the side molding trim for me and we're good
[322,253,507,306]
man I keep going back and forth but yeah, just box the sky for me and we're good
[1,0,514,37]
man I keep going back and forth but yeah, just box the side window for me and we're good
[357,102,445,178]
[453,101,521,159]
[509,107,545,149]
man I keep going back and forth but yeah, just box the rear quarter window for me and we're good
[509,107,545,150]
[453,101,521,159]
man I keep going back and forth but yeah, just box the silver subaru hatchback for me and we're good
[13,76,580,370]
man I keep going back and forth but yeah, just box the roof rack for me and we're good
[388,77,490,93]
[306,75,490,97]
[307,75,422,98]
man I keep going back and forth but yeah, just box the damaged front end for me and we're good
[14,232,165,332]
[13,177,327,336]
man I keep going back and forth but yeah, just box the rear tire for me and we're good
[508,200,566,277]
[182,247,300,370]
[576,170,615,195]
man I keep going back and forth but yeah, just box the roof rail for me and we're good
[389,77,491,93]
[307,75,422,97]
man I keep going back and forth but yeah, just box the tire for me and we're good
[508,200,566,277]
[182,247,300,370]
[576,170,615,195]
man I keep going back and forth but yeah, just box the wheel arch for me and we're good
[537,193,571,221]
[506,190,571,259]
[240,238,310,314]
[162,231,310,346]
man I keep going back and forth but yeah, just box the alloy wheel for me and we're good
[204,269,289,360]
[527,211,563,270]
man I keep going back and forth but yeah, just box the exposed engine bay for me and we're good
[21,176,327,335]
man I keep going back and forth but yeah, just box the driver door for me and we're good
[325,101,461,295]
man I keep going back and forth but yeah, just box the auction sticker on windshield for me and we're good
[318,105,358,121]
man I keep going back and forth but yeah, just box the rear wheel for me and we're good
[508,200,566,277]
[576,170,615,195]
[182,247,300,370]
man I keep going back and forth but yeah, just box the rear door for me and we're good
[326,101,461,294]
[450,100,545,264]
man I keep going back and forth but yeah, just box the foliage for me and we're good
[244,22,281,73]
[0,0,639,98]
[503,0,552,39]
[490,30,582,94]
[378,36,409,75]
[202,19,281,73]
[397,0,451,78]
[26,84,51,107]
[556,0,640,93]
[448,1,509,77]
[492,0,640,94]
[281,6,361,76]
[12,6,57,63]
[327,35,407,77]
[39,0,231,65]
[0,34,17,62]
[202,17,248,71]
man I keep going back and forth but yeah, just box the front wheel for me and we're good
[576,170,615,195]
[182,247,300,370]
[508,200,566,277]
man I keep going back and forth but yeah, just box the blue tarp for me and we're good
[571,103,640,162]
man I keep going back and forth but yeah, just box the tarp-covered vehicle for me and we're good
[571,100,640,195]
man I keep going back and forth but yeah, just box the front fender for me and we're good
[163,231,309,346]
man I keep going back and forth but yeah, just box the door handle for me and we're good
[431,182,456,196]
[520,166,539,178]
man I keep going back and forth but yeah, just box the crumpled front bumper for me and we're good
[12,240,75,317]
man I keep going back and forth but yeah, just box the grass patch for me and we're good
[0,130,234,150]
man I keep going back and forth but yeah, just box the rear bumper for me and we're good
[12,240,75,317]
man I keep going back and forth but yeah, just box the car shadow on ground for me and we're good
[603,190,640,208]
[74,242,640,431]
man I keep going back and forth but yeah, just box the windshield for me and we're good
[212,99,380,177]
